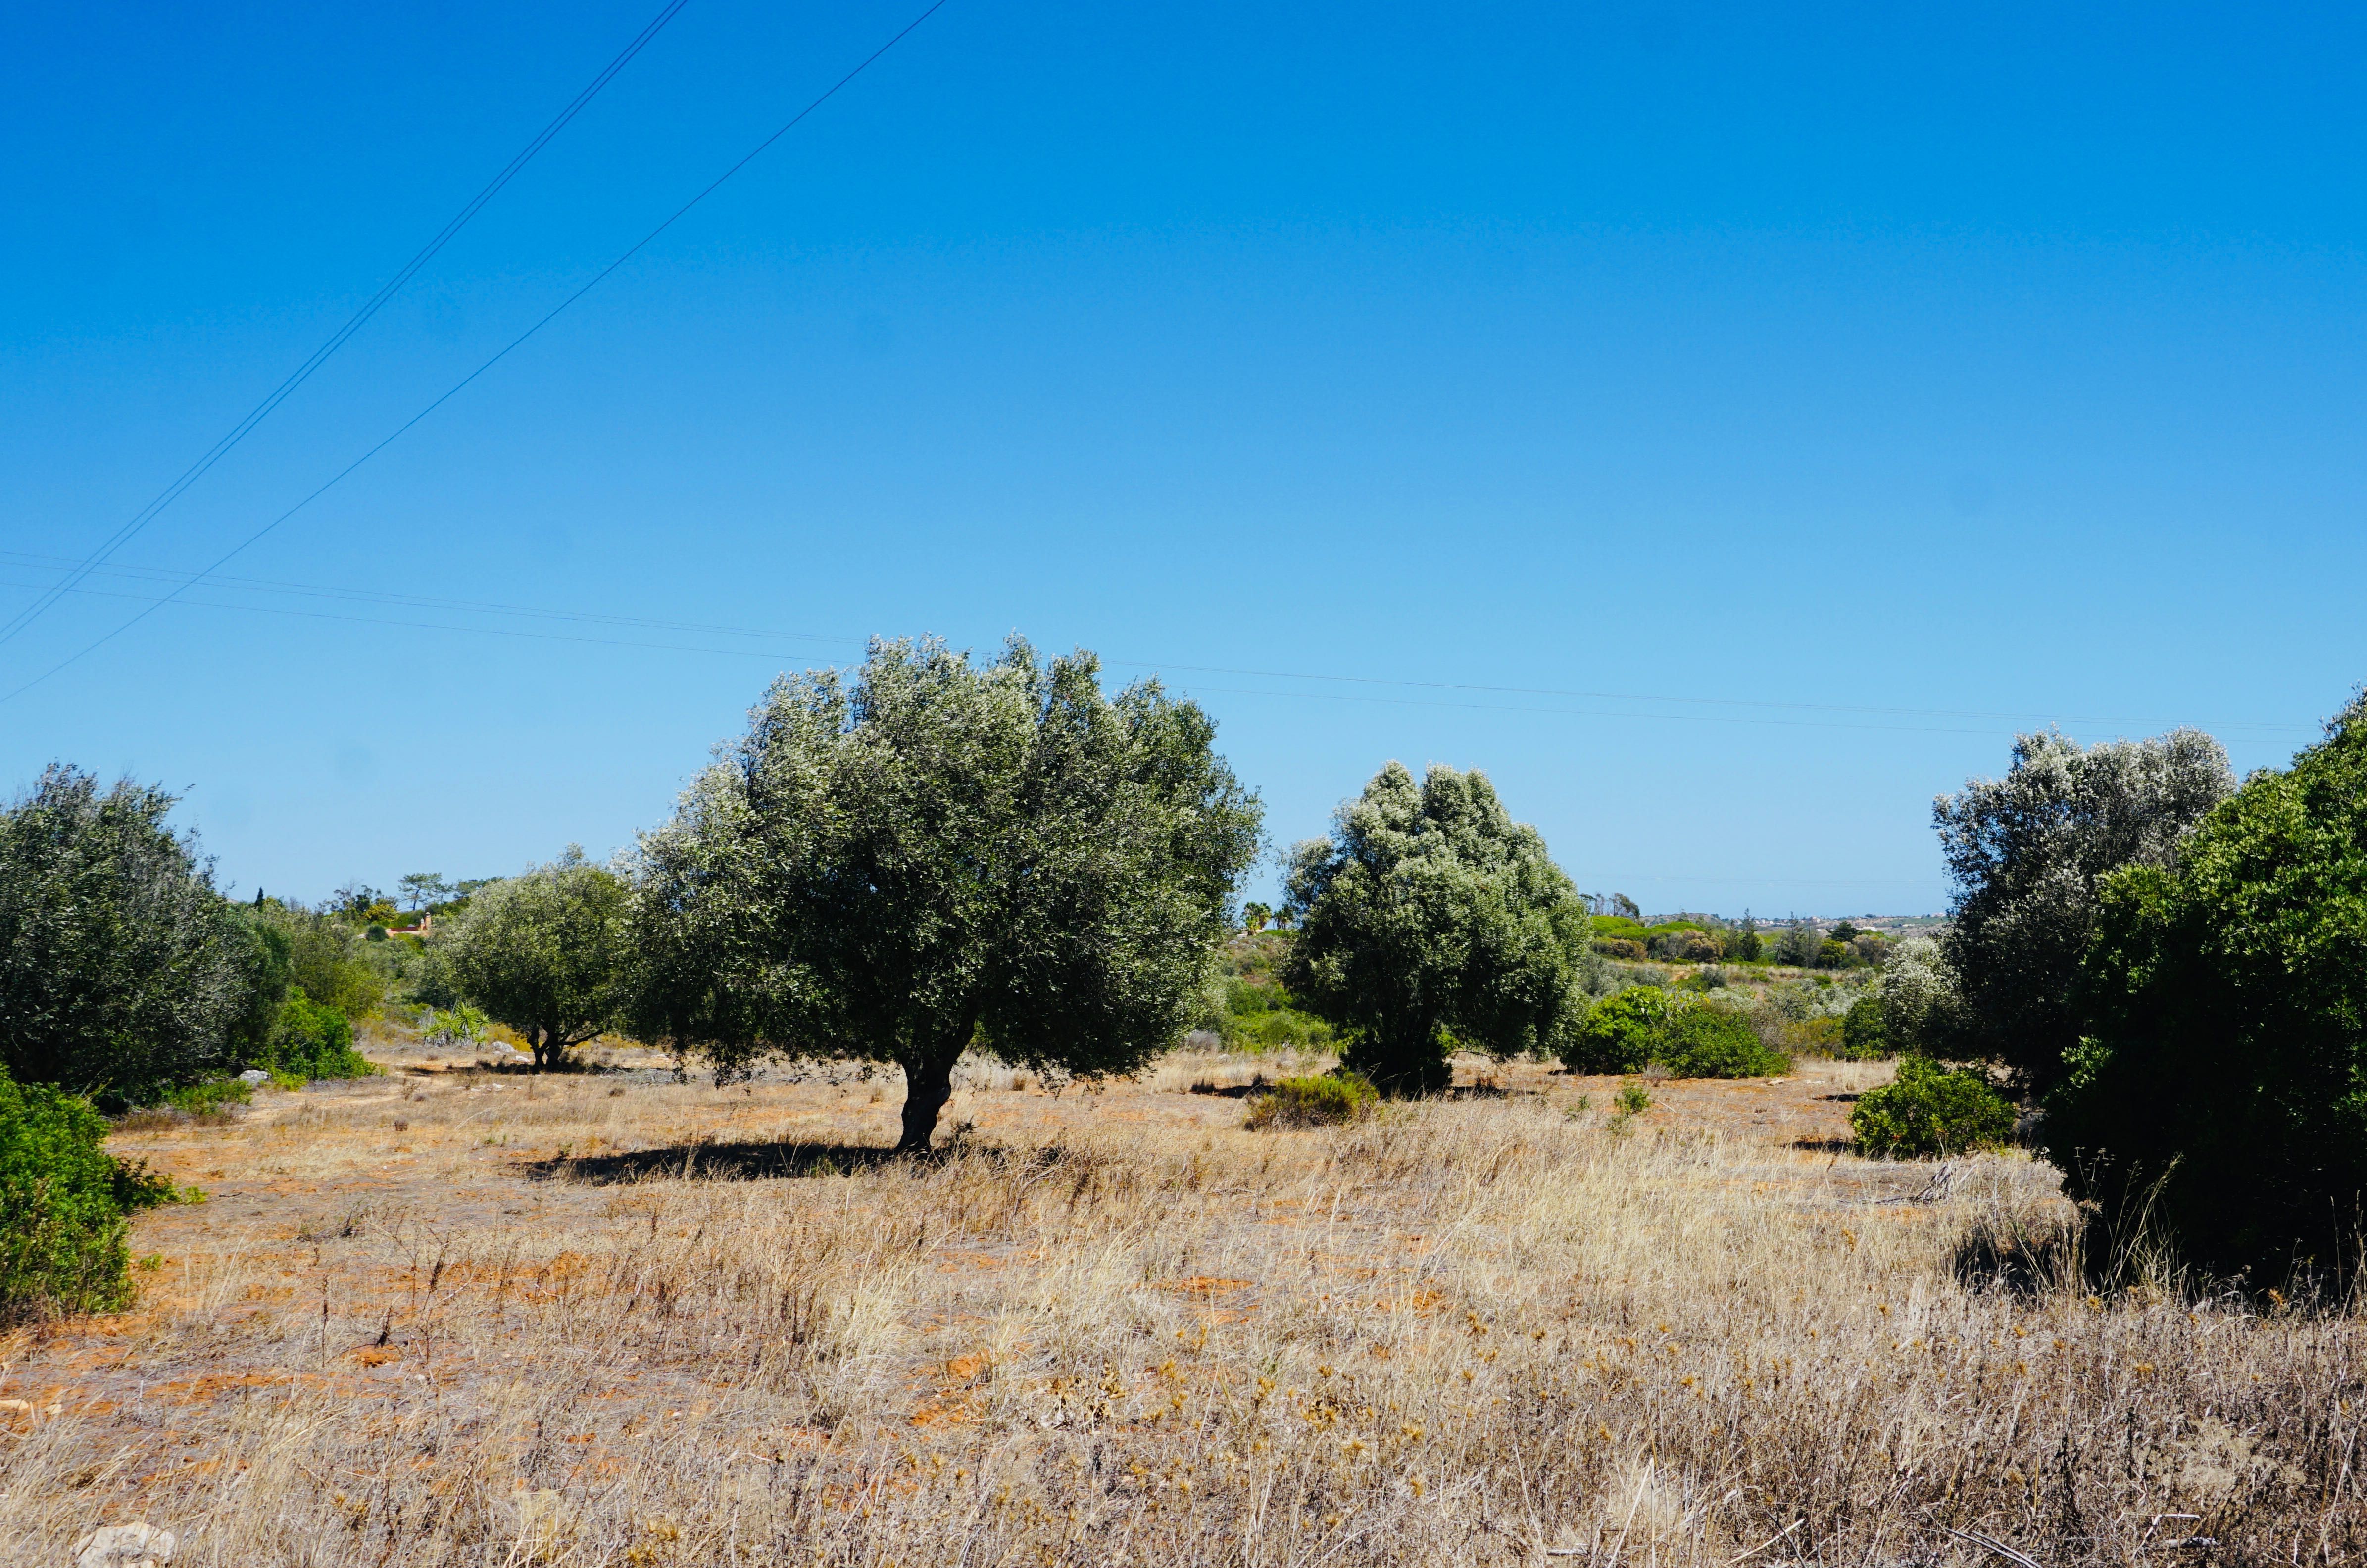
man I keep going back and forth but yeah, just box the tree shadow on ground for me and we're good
[1790,1136,1856,1154]
[526,1140,903,1184]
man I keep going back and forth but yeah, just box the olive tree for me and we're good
[0,766,251,1100]
[626,637,1262,1151]
[1283,762,1598,1096]
[443,850,627,1070]
[1934,727,2232,1091]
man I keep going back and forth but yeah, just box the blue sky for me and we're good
[3,0,2361,915]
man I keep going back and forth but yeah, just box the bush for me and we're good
[163,1078,251,1114]
[1244,1072,1380,1129]
[261,904,388,1018]
[2048,693,2367,1277]
[1782,1014,1845,1055]
[263,989,378,1080]
[0,1074,179,1322]
[1560,986,1670,1074]
[1563,989,1789,1078]
[1215,977,1337,1052]
[1851,1056,2016,1157]
[1653,929,1723,963]
[1839,993,1889,1059]
[1659,1005,1790,1079]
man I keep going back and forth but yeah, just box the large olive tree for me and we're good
[443,850,629,1070]
[1933,727,2231,1091]
[1283,762,1598,1096]
[626,637,1263,1150]
[0,766,251,1100]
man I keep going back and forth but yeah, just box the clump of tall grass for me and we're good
[1243,1070,1378,1128]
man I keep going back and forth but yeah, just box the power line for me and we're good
[0,559,2323,741]
[1,0,952,708]
[0,549,850,647]
[0,0,694,654]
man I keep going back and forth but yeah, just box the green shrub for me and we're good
[1216,978,1336,1052]
[1658,1005,1790,1078]
[1851,1056,2016,1157]
[1244,1072,1380,1129]
[1560,986,1670,1074]
[1783,1014,1845,1055]
[162,1078,252,1114]
[2049,694,2367,1276]
[0,1074,180,1322]
[1615,1079,1652,1115]
[1839,993,1890,1059]
[262,989,378,1081]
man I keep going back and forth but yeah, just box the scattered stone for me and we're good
[71,1522,176,1567]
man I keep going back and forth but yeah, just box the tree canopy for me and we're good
[1934,726,2231,1090]
[1283,762,1596,1095]
[2050,693,2367,1279]
[443,850,629,1070]
[626,637,1262,1149]
[0,766,250,1100]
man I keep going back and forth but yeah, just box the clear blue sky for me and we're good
[4,0,2361,915]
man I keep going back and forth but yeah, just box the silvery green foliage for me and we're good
[1934,726,2232,1088]
[626,637,1261,1150]
[1283,762,1600,1096]
[1875,934,1967,1056]
[0,765,250,1099]
[442,847,630,1070]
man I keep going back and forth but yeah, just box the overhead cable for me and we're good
[0,0,695,653]
[1,0,953,707]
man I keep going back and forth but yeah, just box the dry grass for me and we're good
[1,1053,2359,1566]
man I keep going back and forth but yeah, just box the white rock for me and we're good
[237,1069,270,1087]
[72,1522,176,1567]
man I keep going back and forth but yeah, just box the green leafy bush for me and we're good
[263,989,378,1080]
[2048,694,2367,1277]
[1560,986,1670,1074]
[1244,1072,1380,1129]
[1851,1056,2016,1157]
[1216,978,1336,1052]
[1658,1005,1790,1079]
[1,1074,179,1322]
[163,1078,252,1114]
[1839,993,1890,1060]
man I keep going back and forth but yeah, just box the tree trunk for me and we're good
[896,1050,956,1153]
[1342,1021,1452,1098]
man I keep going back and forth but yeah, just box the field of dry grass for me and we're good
[3,1046,2361,1566]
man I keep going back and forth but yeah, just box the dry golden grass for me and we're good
[1,1051,2360,1565]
